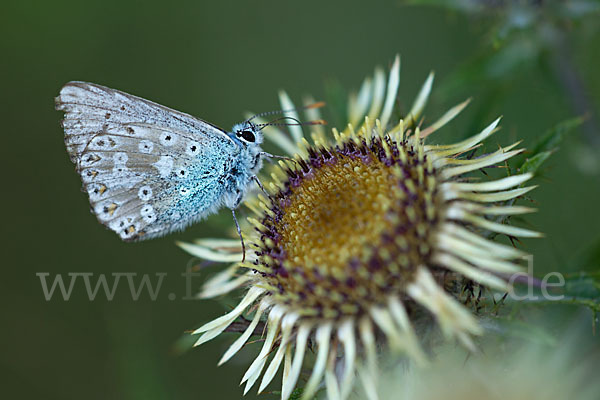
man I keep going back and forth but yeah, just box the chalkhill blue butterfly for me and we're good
[55,82,323,258]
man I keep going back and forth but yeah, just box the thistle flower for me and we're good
[179,56,541,400]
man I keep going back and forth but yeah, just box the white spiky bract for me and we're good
[179,55,541,400]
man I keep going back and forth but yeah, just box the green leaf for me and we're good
[505,271,600,332]
[562,272,600,334]
[514,116,583,174]
[563,272,600,301]
[438,38,541,99]
[498,237,600,331]
[506,273,600,310]
[518,150,554,175]
[530,116,584,155]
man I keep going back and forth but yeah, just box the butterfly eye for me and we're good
[237,130,255,143]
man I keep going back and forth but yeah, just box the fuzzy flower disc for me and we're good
[257,135,438,318]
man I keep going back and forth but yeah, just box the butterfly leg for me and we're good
[252,175,269,197]
[231,208,246,263]
[259,152,297,164]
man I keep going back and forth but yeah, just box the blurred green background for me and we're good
[2,0,599,399]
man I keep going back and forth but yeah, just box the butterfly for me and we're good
[56,82,323,256]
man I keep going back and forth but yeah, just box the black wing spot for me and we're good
[105,112,111,119]
[126,127,134,134]
[120,105,126,111]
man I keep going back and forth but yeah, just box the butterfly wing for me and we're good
[56,81,238,241]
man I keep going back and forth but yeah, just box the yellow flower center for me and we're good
[254,135,440,318]
[279,156,395,272]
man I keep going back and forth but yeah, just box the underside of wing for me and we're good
[55,81,238,241]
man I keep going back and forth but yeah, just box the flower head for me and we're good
[180,56,541,400]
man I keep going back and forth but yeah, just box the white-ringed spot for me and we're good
[140,204,154,216]
[114,152,128,165]
[143,213,157,223]
[176,167,188,178]
[140,205,157,222]
[186,141,201,156]
[160,132,177,146]
[139,140,154,154]
[141,205,157,223]
[138,185,153,201]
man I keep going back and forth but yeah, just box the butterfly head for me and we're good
[231,102,326,149]
[230,121,264,147]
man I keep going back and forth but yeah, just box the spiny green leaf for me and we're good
[518,150,554,175]
[438,38,540,99]
[505,272,600,332]
[531,116,584,155]
[505,272,600,309]
[513,116,583,174]
[563,272,600,301]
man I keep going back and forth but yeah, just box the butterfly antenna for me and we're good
[246,101,326,123]
[257,116,327,130]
